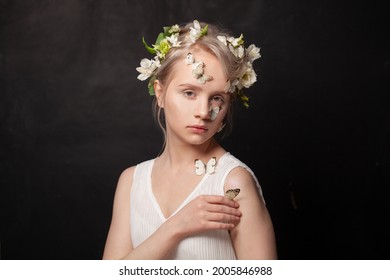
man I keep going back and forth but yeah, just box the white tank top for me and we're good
[130,152,264,259]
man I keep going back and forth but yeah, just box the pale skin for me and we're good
[102,48,277,260]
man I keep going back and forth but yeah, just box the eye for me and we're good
[183,90,196,98]
[211,95,224,104]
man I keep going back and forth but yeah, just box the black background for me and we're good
[1,0,389,260]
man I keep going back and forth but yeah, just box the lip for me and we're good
[187,125,208,133]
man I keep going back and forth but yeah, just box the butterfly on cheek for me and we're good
[209,106,220,121]
[194,157,217,175]
[225,188,240,200]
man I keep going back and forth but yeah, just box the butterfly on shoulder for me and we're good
[225,188,240,200]
[194,157,217,175]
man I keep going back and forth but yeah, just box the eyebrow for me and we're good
[177,83,227,96]
[177,83,202,90]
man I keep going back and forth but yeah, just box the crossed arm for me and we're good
[102,166,277,260]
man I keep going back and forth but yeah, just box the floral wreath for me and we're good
[136,20,261,108]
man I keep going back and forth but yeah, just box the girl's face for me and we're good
[155,48,231,146]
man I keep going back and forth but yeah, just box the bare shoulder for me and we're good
[112,165,137,201]
[225,166,255,185]
[118,166,136,183]
[224,166,263,202]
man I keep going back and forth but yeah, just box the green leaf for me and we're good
[148,76,156,96]
[142,37,156,54]
[155,32,165,45]
[237,34,244,46]
[148,84,155,95]
[238,91,249,108]
[201,24,208,37]
[163,26,171,35]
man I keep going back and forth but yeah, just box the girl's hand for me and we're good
[169,195,242,239]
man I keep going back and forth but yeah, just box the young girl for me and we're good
[102,20,277,259]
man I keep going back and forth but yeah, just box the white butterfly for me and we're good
[192,61,204,77]
[197,73,212,84]
[209,106,220,121]
[194,157,217,175]
[192,61,212,84]
[185,53,195,65]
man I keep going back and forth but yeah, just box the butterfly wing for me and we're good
[192,62,204,78]
[225,188,240,200]
[197,74,212,84]
[194,159,206,175]
[185,53,194,65]
[205,157,217,174]
[210,106,220,121]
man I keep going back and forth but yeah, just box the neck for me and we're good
[158,138,220,169]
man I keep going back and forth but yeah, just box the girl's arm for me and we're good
[102,167,242,260]
[226,167,278,259]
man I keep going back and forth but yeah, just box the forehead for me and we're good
[169,48,228,90]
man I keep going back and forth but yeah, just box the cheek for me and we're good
[220,104,231,120]
[164,93,190,118]
[215,106,228,122]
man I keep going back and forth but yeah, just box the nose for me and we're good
[194,98,211,120]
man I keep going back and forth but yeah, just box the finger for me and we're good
[198,195,240,207]
[205,221,236,230]
[205,203,242,217]
[206,212,241,224]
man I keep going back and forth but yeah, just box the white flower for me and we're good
[136,58,159,81]
[169,24,180,33]
[225,79,239,93]
[229,34,244,47]
[166,34,181,47]
[246,44,261,62]
[228,44,245,58]
[217,35,227,45]
[189,20,202,43]
[218,35,245,58]
[239,65,257,88]
[237,46,245,58]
